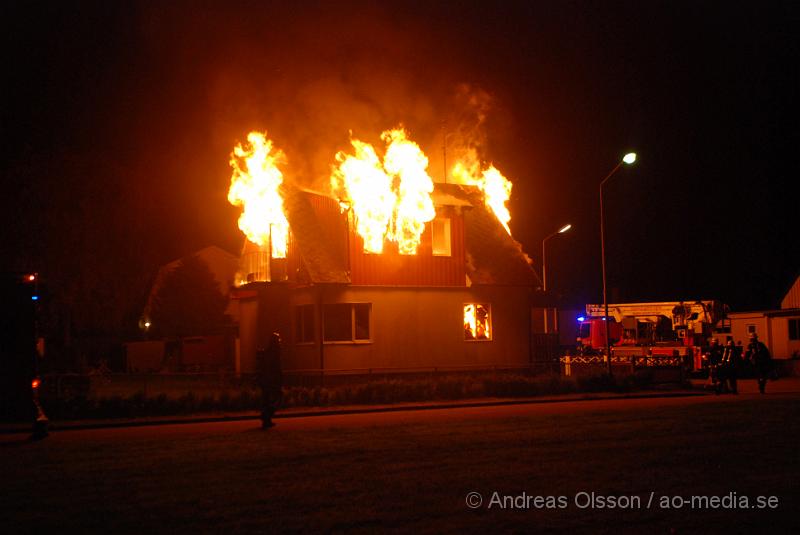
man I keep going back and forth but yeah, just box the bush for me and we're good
[38,369,657,419]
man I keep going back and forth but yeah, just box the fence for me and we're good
[560,353,688,382]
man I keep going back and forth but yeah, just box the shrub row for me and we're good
[41,371,658,420]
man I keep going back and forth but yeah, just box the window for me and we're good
[747,324,757,335]
[464,303,491,340]
[431,218,451,256]
[323,303,371,342]
[295,304,315,344]
[789,318,800,341]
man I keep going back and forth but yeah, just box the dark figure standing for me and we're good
[745,333,772,394]
[704,338,724,394]
[719,339,740,394]
[257,332,283,429]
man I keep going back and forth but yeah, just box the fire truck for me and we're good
[577,300,728,370]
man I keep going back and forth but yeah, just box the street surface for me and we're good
[2,379,798,533]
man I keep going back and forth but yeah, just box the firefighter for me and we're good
[257,332,283,429]
[703,338,724,394]
[745,332,773,394]
[719,339,740,394]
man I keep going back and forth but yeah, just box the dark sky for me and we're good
[2,0,798,312]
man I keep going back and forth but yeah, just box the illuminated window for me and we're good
[464,303,491,341]
[789,318,800,341]
[431,218,451,256]
[324,303,371,342]
[295,304,315,344]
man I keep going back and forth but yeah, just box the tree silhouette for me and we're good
[149,255,229,338]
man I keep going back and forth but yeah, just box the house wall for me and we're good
[770,314,800,359]
[728,312,769,347]
[236,283,292,373]
[727,311,800,359]
[239,284,534,373]
[348,207,466,287]
[781,276,800,309]
[326,286,529,370]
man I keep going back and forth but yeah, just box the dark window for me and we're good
[579,322,591,339]
[789,318,800,341]
[324,304,352,342]
[295,304,315,344]
[354,304,371,340]
[323,303,371,342]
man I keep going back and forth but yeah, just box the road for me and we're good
[2,380,799,533]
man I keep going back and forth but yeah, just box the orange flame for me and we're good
[331,127,435,254]
[464,303,491,339]
[451,150,512,234]
[228,132,290,258]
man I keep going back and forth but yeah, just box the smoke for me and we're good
[135,3,509,192]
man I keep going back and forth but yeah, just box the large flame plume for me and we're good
[331,127,435,254]
[228,132,290,258]
[451,149,512,234]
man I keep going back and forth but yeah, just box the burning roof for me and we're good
[226,128,538,287]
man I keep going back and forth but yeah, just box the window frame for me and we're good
[323,302,372,344]
[463,302,492,342]
[294,304,316,345]
[431,218,452,257]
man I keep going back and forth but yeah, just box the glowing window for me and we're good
[295,304,315,344]
[464,303,491,341]
[431,218,451,256]
[323,303,371,342]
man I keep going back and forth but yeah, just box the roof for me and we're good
[279,183,540,288]
[437,184,542,287]
[781,273,800,309]
[728,308,800,318]
[281,184,350,284]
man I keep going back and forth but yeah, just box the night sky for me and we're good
[2,1,798,318]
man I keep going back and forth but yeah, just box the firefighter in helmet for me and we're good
[703,338,724,394]
[257,332,283,428]
[745,332,773,394]
[719,339,740,394]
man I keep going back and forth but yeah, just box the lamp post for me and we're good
[542,223,572,334]
[600,152,637,376]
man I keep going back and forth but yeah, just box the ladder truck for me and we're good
[577,300,728,370]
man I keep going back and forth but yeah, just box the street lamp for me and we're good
[542,223,571,334]
[600,152,637,375]
[542,224,572,292]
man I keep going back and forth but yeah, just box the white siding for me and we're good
[781,275,800,309]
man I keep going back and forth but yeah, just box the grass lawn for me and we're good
[2,396,798,534]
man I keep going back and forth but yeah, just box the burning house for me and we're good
[227,129,548,375]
